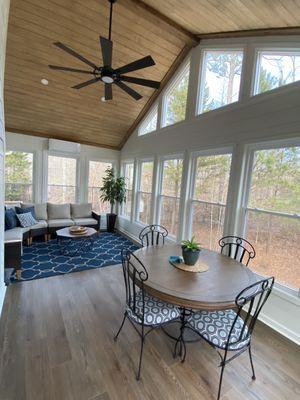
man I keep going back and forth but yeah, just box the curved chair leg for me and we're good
[136,336,145,380]
[114,312,127,341]
[248,346,256,380]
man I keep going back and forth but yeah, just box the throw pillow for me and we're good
[16,206,37,219]
[16,212,38,228]
[5,208,18,229]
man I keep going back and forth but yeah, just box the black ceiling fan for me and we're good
[49,0,160,101]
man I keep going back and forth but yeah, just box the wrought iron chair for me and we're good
[139,224,168,247]
[218,235,256,266]
[186,277,274,400]
[114,249,180,380]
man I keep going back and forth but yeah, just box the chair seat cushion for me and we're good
[126,292,180,326]
[72,218,98,226]
[48,219,74,228]
[187,309,250,350]
[4,227,23,242]
[30,220,48,230]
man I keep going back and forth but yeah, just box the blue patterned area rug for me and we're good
[12,232,139,282]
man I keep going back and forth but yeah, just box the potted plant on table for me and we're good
[100,167,126,232]
[181,236,201,266]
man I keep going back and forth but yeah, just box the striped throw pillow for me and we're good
[16,212,37,228]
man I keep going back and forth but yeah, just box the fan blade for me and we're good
[72,77,101,89]
[100,36,113,67]
[53,42,98,69]
[120,75,160,89]
[115,81,142,100]
[49,65,93,74]
[105,83,113,100]
[115,55,155,75]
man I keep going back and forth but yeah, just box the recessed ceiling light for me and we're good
[101,97,106,102]
[41,78,49,85]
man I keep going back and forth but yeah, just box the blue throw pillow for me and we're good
[5,208,18,230]
[16,212,37,228]
[15,206,36,219]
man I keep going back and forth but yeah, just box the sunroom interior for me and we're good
[0,1,299,400]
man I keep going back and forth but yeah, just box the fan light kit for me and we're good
[49,0,160,101]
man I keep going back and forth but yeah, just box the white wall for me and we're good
[0,0,10,314]
[6,132,119,229]
[119,36,300,344]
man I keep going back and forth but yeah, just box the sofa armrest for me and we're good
[92,211,101,230]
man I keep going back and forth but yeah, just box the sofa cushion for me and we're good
[48,219,74,228]
[5,208,18,229]
[30,220,48,230]
[71,203,92,218]
[16,206,37,219]
[17,212,38,228]
[22,203,47,220]
[4,228,23,242]
[72,218,98,226]
[47,203,71,219]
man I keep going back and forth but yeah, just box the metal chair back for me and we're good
[219,235,256,266]
[139,224,168,247]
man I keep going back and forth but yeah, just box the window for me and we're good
[88,161,112,213]
[5,151,33,202]
[158,158,183,237]
[163,62,190,127]
[121,162,134,218]
[138,106,158,136]
[254,50,300,95]
[136,161,153,224]
[198,50,243,114]
[244,146,300,291]
[189,152,232,251]
[48,155,77,203]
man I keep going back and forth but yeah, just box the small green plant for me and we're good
[181,236,201,251]
[100,167,126,214]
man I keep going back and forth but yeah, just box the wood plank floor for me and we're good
[0,265,299,400]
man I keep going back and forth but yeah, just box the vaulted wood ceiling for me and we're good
[4,0,300,149]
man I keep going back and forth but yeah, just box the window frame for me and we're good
[156,154,184,240]
[186,147,233,247]
[241,138,300,298]
[161,59,191,128]
[251,46,300,97]
[5,150,36,203]
[138,104,158,136]
[120,160,135,219]
[47,151,79,203]
[135,158,154,226]
[197,47,245,116]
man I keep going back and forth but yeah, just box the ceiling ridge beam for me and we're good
[197,26,300,39]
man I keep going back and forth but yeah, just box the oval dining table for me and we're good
[134,243,258,311]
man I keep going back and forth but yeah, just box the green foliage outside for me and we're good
[5,151,33,201]
[166,68,189,125]
[100,167,126,214]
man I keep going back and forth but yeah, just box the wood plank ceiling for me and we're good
[4,0,300,149]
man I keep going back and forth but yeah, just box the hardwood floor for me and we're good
[0,265,299,400]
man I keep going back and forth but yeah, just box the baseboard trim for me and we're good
[0,285,7,318]
[258,312,300,345]
[116,227,141,247]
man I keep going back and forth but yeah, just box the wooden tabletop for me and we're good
[134,244,258,310]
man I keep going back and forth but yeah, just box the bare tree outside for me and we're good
[88,161,112,213]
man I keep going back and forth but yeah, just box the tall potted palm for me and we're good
[100,167,126,232]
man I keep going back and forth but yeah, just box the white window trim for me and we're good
[135,158,154,226]
[251,46,300,97]
[241,138,300,298]
[138,104,158,136]
[156,154,184,240]
[161,59,191,128]
[120,161,134,219]
[197,47,245,116]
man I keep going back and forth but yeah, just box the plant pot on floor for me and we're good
[182,246,201,266]
[106,213,117,232]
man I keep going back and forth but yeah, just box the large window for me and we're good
[189,152,232,251]
[138,106,158,136]
[48,155,77,203]
[5,151,33,202]
[121,162,134,218]
[88,161,112,213]
[136,161,153,225]
[244,146,300,291]
[198,50,243,114]
[158,158,183,237]
[163,62,190,127]
[254,50,300,95]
